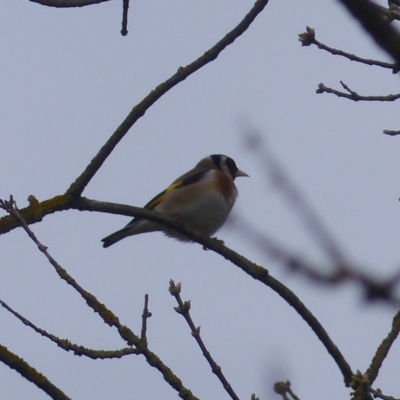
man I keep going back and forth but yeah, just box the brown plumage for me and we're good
[102,154,248,247]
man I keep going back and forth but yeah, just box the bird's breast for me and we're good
[155,171,237,235]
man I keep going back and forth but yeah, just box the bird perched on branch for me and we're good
[101,154,248,247]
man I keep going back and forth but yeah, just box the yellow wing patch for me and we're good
[143,171,208,210]
[144,181,184,210]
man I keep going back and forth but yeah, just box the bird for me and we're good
[101,154,248,248]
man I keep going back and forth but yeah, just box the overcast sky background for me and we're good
[1,0,400,399]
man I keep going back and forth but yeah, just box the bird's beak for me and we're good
[235,169,249,178]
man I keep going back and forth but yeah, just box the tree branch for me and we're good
[366,311,400,384]
[140,294,151,341]
[65,0,270,198]
[238,130,400,305]
[0,298,139,359]
[383,129,400,136]
[299,26,398,72]
[0,194,70,235]
[369,386,399,400]
[1,194,354,386]
[337,0,400,66]
[316,81,400,102]
[244,131,346,266]
[0,342,72,400]
[121,0,129,36]
[0,197,200,400]
[74,196,354,386]
[28,0,108,7]
[169,281,240,400]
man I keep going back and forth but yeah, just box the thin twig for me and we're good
[0,298,138,359]
[245,131,346,267]
[317,81,400,102]
[366,311,400,384]
[235,217,400,306]
[169,281,240,400]
[65,0,270,198]
[369,387,399,400]
[0,197,200,400]
[299,26,398,72]
[141,294,151,341]
[121,0,129,36]
[235,131,400,306]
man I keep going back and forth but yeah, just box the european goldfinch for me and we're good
[101,154,248,247]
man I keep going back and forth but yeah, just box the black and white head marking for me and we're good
[210,154,239,180]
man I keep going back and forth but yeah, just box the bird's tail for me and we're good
[101,228,131,248]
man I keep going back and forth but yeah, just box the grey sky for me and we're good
[1,1,400,399]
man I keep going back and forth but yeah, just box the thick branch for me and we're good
[0,195,70,235]
[0,343,71,400]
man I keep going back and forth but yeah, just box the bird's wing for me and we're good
[124,170,208,229]
[144,170,208,210]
